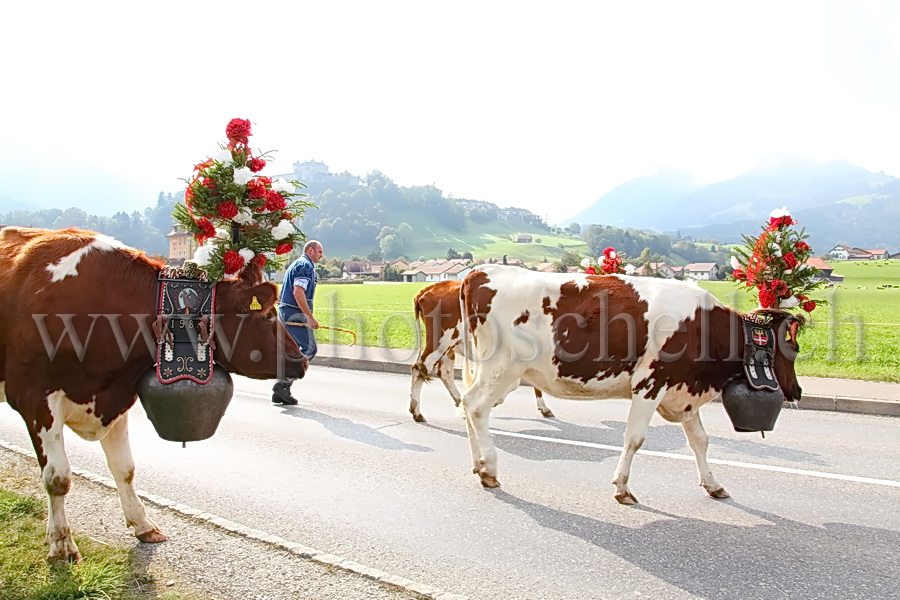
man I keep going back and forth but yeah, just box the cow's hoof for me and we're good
[136,529,168,543]
[614,492,638,505]
[479,473,501,488]
[707,487,731,499]
[47,549,82,564]
[412,413,426,423]
[539,409,555,418]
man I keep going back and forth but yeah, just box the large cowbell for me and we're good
[722,317,785,433]
[138,276,234,443]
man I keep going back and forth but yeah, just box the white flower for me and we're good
[770,243,782,257]
[214,228,230,240]
[730,256,741,270]
[272,178,294,194]
[271,220,294,240]
[215,150,232,165]
[232,166,253,185]
[233,208,254,224]
[192,244,212,267]
[608,250,617,260]
[769,206,791,219]
[780,295,800,308]
[580,257,591,268]
[238,248,255,263]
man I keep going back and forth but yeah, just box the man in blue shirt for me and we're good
[272,240,324,405]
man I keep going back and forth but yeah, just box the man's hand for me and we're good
[307,315,320,329]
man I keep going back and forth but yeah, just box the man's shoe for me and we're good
[272,383,299,405]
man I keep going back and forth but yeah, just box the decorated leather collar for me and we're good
[154,274,216,384]
[741,313,779,392]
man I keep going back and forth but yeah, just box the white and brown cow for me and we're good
[459,265,802,504]
[409,279,553,422]
[0,226,307,561]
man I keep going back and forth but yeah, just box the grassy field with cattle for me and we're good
[312,260,900,383]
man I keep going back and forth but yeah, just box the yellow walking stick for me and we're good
[285,321,358,345]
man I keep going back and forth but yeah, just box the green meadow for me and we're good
[312,260,900,382]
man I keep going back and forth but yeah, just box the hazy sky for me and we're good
[3,0,899,223]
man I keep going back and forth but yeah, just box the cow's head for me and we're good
[757,308,804,401]
[212,263,307,380]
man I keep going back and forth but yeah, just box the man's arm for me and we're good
[293,285,319,329]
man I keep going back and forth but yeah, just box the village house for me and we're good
[804,257,844,283]
[682,262,719,281]
[342,260,384,279]
[827,244,890,261]
[166,227,196,263]
[400,258,473,283]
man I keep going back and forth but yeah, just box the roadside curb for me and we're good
[316,355,900,419]
[0,440,468,600]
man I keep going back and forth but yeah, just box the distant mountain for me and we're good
[566,168,702,228]
[570,156,900,253]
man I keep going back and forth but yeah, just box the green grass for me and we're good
[313,259,900,382]
[0,486,196,600]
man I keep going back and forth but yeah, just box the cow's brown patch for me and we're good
[633,306,801,401]
[514,310,530,325]
[461,270,496,335]
[547,277,649,383]
[413,280,463,353]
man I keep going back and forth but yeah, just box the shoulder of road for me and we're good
[315,343,900,418]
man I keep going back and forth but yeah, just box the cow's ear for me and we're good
[239,261,264,286]
[250,282,278,310]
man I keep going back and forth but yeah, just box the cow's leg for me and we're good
[462,376,514,488]
[409,359,430,423]
[437,352,462,407]
[26,392,81,562]
[611,395,660,505]
[681,411,729,499]
[534,388,554,418]
[98,411,167,543]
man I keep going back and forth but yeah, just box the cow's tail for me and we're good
[459,279,476,400]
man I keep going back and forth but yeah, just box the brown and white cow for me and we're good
[409,279,553,422]
[0,227,307,561]
[459,265,802,504]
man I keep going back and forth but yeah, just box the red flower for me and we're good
[275,243,293,255]
[795,241,810,253]
[225,118,252,144]
[223,249,245,275]
[732,268,745,280]
[193,159,214,173]
[603,246,616,258]
[196,218,216,239]
[247,178,268,199]
[216,201,239,219]
[802,300,817,313]
[783,252,798,269]
[264,190,287,211]
[248,157,266,172]
[281,211,293,220]
[758,289,777,308]
[202,177,217,191]
[251,254,267,268]
[584,266,597,275]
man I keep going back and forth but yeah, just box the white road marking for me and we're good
[491,429,900,488]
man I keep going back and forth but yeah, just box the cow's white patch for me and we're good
[62,395,110,442]
[0,382,6,403]
[45,234,127,282]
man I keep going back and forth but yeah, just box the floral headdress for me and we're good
[729,207,825,313]
[580,247,625,275]
[173,118,315,281]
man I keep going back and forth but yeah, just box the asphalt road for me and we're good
[2,366,899,600]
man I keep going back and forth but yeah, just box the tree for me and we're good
[447,247,461,260]
[461,251,473,260]
[568,222,581,235]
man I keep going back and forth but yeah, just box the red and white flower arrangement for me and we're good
[580,247,625,275]
[173,118,314,280]
[729,207,825,313]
